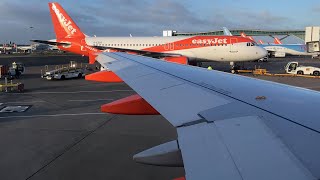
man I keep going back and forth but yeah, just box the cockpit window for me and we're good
[246,42,256,46]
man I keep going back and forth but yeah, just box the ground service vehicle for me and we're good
[0,62,25,79]
[43,67,84,80]
[285,61,320,76]
[42,61,85,80]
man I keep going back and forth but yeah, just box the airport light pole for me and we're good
[29,26,34,53]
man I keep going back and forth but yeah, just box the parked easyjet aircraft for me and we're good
[33,2,267,67]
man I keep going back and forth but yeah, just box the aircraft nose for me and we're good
[257,47,268,58]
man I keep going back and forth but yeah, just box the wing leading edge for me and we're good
[96,52,320,180]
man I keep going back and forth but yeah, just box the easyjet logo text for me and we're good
[192,38,228,45]
[52,3,77,35]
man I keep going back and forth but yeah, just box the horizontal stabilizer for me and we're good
[31,40,71,46]
[133,140,183,167]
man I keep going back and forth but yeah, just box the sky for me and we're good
[0,0,319,44]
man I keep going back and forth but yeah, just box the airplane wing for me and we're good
[96,52,320,180]
[93,45,182,58]
[31,40,71,46]
[31,40,182,58]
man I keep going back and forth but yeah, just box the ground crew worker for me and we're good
[12,62,17,69]
[207,65,213,70]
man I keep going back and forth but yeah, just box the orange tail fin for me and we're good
[240,32,247,38]
[49,2,85,40]
[248,36,254,41]
[274,37,282,45]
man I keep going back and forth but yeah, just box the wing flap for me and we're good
[178,123,243,180]
[178,116,314,180]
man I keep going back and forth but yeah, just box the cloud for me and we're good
[85,0,214,31]
[0,0,305,43]
[313,5,320,13]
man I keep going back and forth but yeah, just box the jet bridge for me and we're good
[305,27,320,53]
[173,29,306,41]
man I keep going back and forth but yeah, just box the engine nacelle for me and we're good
[101,94,160,115]
[85,70,123,83]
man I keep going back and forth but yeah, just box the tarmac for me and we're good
[0,54,320,180]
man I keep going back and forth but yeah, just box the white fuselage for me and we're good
[262,45,320,57]
[85,36,267,62]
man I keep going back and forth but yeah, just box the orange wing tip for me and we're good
[101,94,160,115]
[173,177,186,180]
[163,56,188,65]
[85,71,123,83]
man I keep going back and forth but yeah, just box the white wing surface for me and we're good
[96,52,320,180]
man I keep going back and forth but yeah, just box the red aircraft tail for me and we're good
[240,32,255,42]
[47,2,99,64]
[49,2,85,40]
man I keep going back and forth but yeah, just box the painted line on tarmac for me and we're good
[25,115,116,180]
[9,90,133,95]
[68,99,114,102]
[0,112,106,119]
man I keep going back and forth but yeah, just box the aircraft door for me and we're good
[164,42,174,51]
[169,43,174,50]
[230,38,238,53]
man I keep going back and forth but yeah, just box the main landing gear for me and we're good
[230,62,245,73]
[230,62,235,74]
